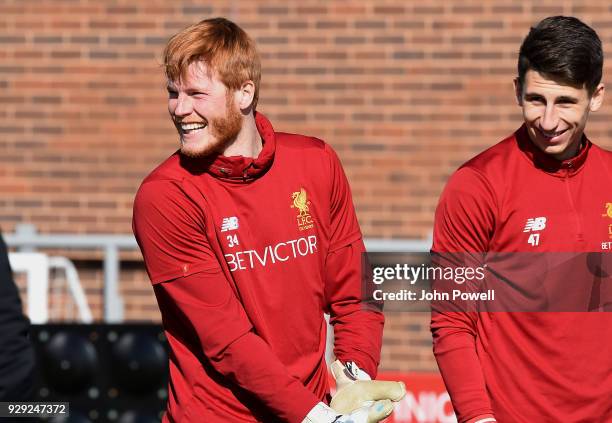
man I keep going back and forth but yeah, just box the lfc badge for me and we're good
[291,188,314,231]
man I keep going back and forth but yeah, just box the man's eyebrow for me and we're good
[166,82,211,92]
[523,93,579,103]
[523,92,545,100]
[555,95,579,103]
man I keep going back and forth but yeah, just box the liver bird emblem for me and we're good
[604,203,612,218]
[291,188,309,217]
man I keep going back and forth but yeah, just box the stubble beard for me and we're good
[180,95,244,159]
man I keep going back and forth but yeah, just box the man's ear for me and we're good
[513,77,523,106]
[589,83,605,112]
[235,80,255,110]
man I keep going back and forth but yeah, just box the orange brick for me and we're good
[4,0,612,372]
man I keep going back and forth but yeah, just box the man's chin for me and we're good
[534,140,581,160]
[180,140,219,158]
[180,135,234,158]
[528,132,568,157]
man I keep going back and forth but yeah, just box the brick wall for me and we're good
[3,0,612,371]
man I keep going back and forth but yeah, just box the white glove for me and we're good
[330,360,405,416]
[302,401,394,423]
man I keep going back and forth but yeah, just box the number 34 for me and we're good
[227,234,239,248]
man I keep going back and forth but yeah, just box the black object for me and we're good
[111,332,167,394]
[30,324,168,423]
[0,232,35,402]
[43,331,99,394]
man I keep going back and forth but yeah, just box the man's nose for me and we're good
[539,104,559,131]
[173,94,193,117]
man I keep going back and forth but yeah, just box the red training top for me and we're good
[431,125,612,422]
[133,113,384,422]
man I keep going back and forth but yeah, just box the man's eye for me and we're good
[167,90,178,98]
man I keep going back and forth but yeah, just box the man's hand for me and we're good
[330,360,406,416]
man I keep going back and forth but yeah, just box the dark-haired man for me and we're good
[133,17,404,423]
[431,16,612,422]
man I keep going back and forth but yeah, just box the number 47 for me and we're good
[528,233,540,246]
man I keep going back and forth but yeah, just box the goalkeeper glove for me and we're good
[302,400,394,423]
[330,360,405,415]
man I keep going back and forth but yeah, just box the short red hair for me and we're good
[163,17,261,109]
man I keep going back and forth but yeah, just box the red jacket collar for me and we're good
[516,124,590,177]
[180,112,276,182]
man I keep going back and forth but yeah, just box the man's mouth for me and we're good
[178,121,208,134]
[537,127,567,140]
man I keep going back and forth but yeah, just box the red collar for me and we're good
[516,124,590,177]
[180,112,276,182]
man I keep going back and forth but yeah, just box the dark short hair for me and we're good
[518,16,603,95]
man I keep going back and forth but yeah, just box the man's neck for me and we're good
[222,114,262,158]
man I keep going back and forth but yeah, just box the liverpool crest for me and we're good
[291,188,314,231]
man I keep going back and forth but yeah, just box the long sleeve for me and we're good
[133,180,319,422]
[323,145,384,378]
[430,167,497,422]
[154,273,320,423]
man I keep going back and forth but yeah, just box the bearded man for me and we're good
[133,17,403,423]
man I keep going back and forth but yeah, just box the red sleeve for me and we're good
[155,274,319,423]
[430,167,496,422]
[133,179,220,284]
[133,179,319,422]
[324,145,384,378]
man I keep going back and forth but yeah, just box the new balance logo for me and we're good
[524,216,546,247]
[221,216,239,232]
[523,217,547,232]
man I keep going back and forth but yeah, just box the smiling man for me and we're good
[132,17,404,423]
[431,16,612,422]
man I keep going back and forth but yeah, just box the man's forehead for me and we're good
[523,70,587,97]
[167,61,216,89]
